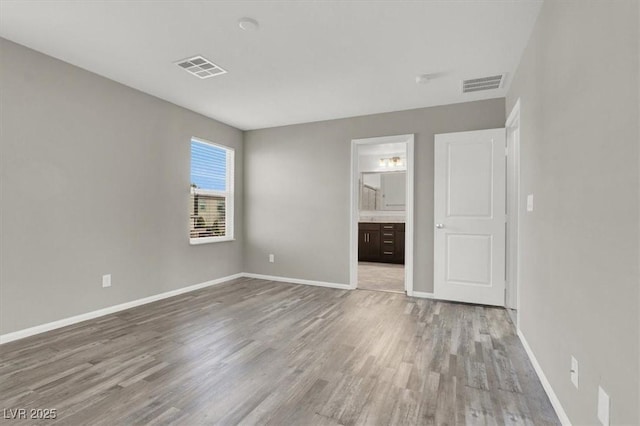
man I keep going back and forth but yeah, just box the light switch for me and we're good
[527,194,534,212]
[102,274,111,288]
[570,356,579,388]
[597,386,610,426]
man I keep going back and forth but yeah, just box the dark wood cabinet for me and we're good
[358,222,405,264]
[358,223,381,262]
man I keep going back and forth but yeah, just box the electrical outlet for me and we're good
[597,386,610,426]
[269,254,275,263]
[570,356,579,388]
[102,274,111,288]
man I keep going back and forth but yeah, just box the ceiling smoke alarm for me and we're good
[238,17,259,31]
[415,74,431,84]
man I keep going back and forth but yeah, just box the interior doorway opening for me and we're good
[350,134,415,295]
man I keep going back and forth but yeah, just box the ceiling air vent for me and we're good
[175,55,227,79]
[462,74,504,93]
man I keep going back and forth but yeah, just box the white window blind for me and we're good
[190,138,234,244]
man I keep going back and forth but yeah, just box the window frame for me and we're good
[189,137,235,245]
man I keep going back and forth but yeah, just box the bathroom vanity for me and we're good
[358,222,405,264]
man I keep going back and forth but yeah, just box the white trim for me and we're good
[517,329,572,426]
[350,134,415,295]
[405,138,415,296]
[0,271,431,345]
[192,188,227,197]
[358,210,405,217]
[190,236,235,245]
[0,273,244,344]
[505,99,522,321]
[350,140,359,290]
[506,98,521,128]
[242,273,351,290]
[410,291,435,299]
[226,145,235,239]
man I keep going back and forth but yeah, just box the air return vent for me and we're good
[462,74,504,93]
[175,55,227,79]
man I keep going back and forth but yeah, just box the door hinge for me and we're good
[505,146,508,157]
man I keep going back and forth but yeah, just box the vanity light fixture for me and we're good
[379,157,403,167]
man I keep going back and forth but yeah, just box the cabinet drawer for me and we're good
[381,250,395,259]
[359,223,381,231]
[380,223,405,231]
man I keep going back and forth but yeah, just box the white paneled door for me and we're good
[434,129,506,306]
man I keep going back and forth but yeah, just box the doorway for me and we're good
[432,117,521,314]
[350,134,415,295]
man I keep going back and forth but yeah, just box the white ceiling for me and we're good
[0,1,542,130]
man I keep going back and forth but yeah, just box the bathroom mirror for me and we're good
[360,171,406,211]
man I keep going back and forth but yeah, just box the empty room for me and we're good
[0,1,638,425]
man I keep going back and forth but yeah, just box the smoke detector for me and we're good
[175,55,227,79]
[415,74,431,84]
[238,17,259,31]
[462,74,505,93]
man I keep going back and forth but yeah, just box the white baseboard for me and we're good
[0,273,244,345]
[242,273,351,290]
[1,271,417,345]
[411,291,435,299]
[517,329,571,426]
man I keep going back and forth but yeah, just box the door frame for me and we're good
[350,134,415,295]
[506,99,521,323]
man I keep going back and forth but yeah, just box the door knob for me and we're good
[435,223,444,229]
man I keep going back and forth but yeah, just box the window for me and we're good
[190,138,234,244]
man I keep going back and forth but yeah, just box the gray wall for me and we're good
[244,99,505,291]
[506,1,639,424]
[0,39,244,335]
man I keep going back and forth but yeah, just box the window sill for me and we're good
[190,236,235,245]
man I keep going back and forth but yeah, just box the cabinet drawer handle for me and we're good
[383,251,393,255]
[384,240,393,244]
[383,226,393,229]
[383,233,393,236]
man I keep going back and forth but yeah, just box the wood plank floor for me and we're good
[358,263,405,294]
[0,278,559,425]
